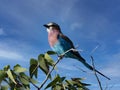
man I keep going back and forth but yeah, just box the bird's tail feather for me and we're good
[78,58,110,80]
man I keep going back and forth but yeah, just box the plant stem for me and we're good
[91,56,103,90]
[38,56,62,89]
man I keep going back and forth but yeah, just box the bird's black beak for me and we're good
[43,24,49,28]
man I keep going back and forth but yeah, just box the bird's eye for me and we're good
[49,26,54,30]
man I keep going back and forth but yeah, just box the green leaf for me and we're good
[6,69,17,84]
[65,78,90,90]
[0,70,6,83]
[38,54,49,75]
[4,65,10,71]
[29,58,38,78]
[59,77,66,83]
[71,78,90,86]
[65,80,74,85]
[29,64,38,78]
[19,73,29,85]
[30,58,38,65]
[46,51,56,55]
[52,84,63,90]
[14,64,27,73]
[38,54,44,60]
[45,53,54,66]
[81,83,90,86]
[19,77,29,85]
[29,78,38,84]
[71,78,85,81]
[45,74,63,89]
[1,85,9,90]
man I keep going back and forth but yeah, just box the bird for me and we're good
[43,22,110,80]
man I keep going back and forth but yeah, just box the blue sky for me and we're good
[0,0,120,90]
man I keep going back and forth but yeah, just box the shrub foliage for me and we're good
[0,51,89,90]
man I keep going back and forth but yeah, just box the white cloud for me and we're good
[102,65,120,78]
[116,39,120,44]
[70,22,83,30]
[59,0,78,22]
[0,49,23,60]
[0,28,5,35]
[101,53,120,78]
[58,63,78,71]
[0,39,32,61]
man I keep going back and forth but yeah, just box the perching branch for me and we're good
[38,48,76,90]
[38,47,110,90]
[38,56,62,90]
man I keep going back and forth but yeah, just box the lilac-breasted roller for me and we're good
[43,22,110,80]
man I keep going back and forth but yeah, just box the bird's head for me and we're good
[43,22,62,33]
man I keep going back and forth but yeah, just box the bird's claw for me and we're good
[58,54,64,60]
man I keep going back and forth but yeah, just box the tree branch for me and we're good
[91,56,103,90]
[38,56,62,90]
[38,48,75,90]
[38,47,109,90]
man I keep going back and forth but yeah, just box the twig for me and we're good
[90,43,101,55]
[38,48,75,90]
[91,56,103,90]
[29,80,39,89]
[90,44,110,80]
[38,56,62,90]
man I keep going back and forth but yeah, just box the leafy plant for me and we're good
[0,51,89,90]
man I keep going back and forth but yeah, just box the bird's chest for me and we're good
[51,37,72,55]
[48,32,72,55]
[48,34,58,47]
